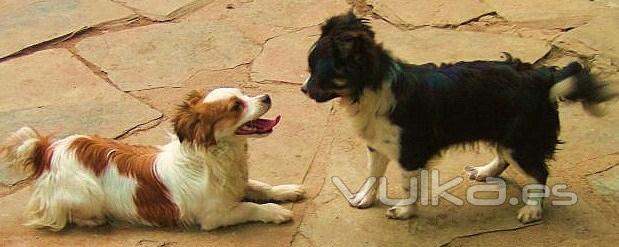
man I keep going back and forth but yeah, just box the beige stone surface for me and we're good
[555,10,619,62]
[0,0,135,59]
[369,0,492,27]
[186,0,349,43]
[0,49,161,141]
[251,27,319,84]
[373,21,550,64]
[76,21,261,91]
[487,0,606,29]
[117,0,213,21]
[557,102,619,164]
[1,0,619,246]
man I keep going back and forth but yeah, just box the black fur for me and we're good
[303,12,616,185]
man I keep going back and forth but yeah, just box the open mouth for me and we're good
[235,115,281,135]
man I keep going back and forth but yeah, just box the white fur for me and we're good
[549,77,577,103]
[341,82,400,161]
[0,127,41,185]
[499,148,545,223]
[549,76,609,117]
[206,88,273,138]
[465,146,510,181]
[101,164,140,224]
[340,82,403,212]
[25,135,107,230]
[2,89,305,231]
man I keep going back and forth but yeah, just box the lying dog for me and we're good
[0,88,304,231]
[302,12,616,223]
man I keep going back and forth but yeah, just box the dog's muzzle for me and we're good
[301,80,339,103]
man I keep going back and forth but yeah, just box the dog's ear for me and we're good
[328,16,375,62]
[173,90,216,147]
[333,30,371,62]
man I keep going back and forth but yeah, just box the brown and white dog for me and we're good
[0,88,304,231]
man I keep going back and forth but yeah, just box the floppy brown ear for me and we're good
[184,90,206,106]
[172,90,216,146]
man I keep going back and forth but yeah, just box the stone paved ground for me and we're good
[1,0,619,246]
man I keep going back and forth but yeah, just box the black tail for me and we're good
[550,62,618,116]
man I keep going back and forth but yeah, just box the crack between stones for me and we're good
[126,86,184,93]
[440,221,544,247]
[586,162,619,176]
[0,12,157,63]
[66,46,166,110]
[114,115,165,140]
[255,80,302,85]
[374,11,504,31]
[110,0,213,22]
[0,16,157,64]
[289,106,337,247]
[0,179,33,198]
[181,23,319,85]
[0,0,216,65]
[109,0,154,21]
[66,47,166,140]
[581,152,619,176]
[67,47,125,92]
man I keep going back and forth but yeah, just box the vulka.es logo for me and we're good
[331,169,577,206]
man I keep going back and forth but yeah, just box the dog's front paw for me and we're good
[517,205,543,223]
[348,183,377,209]
[260,203,294,224]
[271,184,305,202]
[350,190,376,209]
[385,205,416,220]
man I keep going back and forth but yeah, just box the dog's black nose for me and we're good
[262,94,271,104]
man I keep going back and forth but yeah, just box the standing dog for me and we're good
[302,12,616,223]
[0,88,304,231]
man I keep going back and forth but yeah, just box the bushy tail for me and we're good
[0,127,53,186]
[550,62,618,117]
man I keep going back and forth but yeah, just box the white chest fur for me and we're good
[156,138,249,224]
[341,85,401,161]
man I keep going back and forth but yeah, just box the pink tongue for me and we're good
[251,115,281,131]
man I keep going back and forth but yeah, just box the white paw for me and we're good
[260,203,294,224]
[517,205,543,223]
[271,184,306,202]
[465,165,495,182]
[349,189,376,209]
[385,205,416,220]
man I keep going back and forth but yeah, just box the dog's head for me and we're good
[302,12,384,103]
[173,88,280,147]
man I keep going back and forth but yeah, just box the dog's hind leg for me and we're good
[350,147,390,209]
[465,146,510,182]
[501,148,549,224]
[244,179,305,202]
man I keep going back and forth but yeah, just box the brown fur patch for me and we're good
[32,135,54,179]
[0,128,54,179]
[172,90,244,146]
[69,137,180,227]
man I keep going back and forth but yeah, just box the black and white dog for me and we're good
[301,12,616,223]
